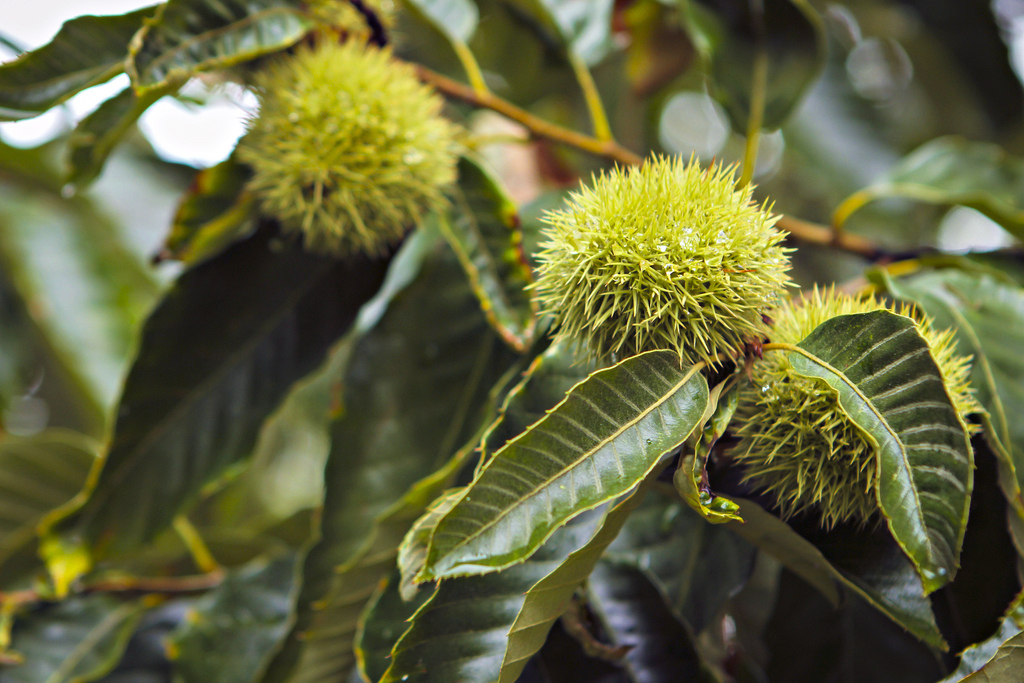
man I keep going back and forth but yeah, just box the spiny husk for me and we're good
[238,40,458,257]
[532,155,792,367]
[305,0,396,37]
[734,287,981,529]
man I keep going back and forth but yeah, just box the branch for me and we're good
[415,65,642,167]
[417,64,884,260]
[0,571,224,610]
[775,215,881,260]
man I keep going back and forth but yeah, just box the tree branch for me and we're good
[417,64,883,259]
[415,65,642,167]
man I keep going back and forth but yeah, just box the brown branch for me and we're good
[417,64,885,260]
[415,65,643,167]
[775,215,881,260]
[0,571,225,610]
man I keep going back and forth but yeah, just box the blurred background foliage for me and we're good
[1,0,1024,681]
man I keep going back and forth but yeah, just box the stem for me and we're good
[415,65,642,166]
[775,215,881,259]
[739,47,768,188]
[416,62,887,260]
[173,516,221,574]
[832,188,877,230]
[568,51,612,142]
[450,39,489,97]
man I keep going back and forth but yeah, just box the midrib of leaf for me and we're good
[782,334,932,547]
[433,360,703,567]
[79,258,333,517]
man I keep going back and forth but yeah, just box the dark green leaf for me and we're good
[3,595,147,682]
[586,561,718,683]
[397,488,463,600]
[789,310,973,593]
[422,352,709,580]
[160,155,257,267]
[727,499,946,649]
[765,569,945,683]
[703,0,826,131]
[381,508,607,683]
[605,488,755,632]
[479,342,595,469]
[0,7,156,120]
[260,233,520,683]
[47,228,390,561]
[0,430,96,586]
[65,83,177,188]
[0,141,162,423]
[0,272,39,415]
[496,485,651,682]
[168,555,297,683]
[674,379,743,523]
[354,571,434,683]
[440,156,536,352]
[128,0,313,92]
[943,592,1024,682]
[835,137,1024,237]
[878,269,1024,519]
[384,483,649,683]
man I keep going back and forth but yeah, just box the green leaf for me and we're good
[64,83,177,188]
[3,595,147,682]
[353,571,434,683]
[835,137,1024,237]
[788,310,973,593]
[586,561,718,683]
[128,0,314,93]
[168,555,297,683]
[878,269,1024,518]
[0,7,156,120]
[439,156,536,352]
[384,483,648,683]
[159,155,257,267]
[260,233,520,683]
[727,499,946,650]
[403,0,478,44]
[422,351,709,580]
[674,378,743,523]
[0,272,39,415]
[397,488,463,600]
[0,430,96,585]
[765,569,945,683]
[506,0,615,66]
[943,592,1024,682]
[478,342,595,470]
[705,0,826,131]
[604,488,755,633]
[497,481,651,682]
[47,228,390,561]
[381,507,606,683]
[0,144,161,424]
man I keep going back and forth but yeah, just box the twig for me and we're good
[415,65,643,167]
[775,215,881,260]
[0,571,225,611]
[418,64,884,259]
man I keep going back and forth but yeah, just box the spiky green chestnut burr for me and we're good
[733,288,980,529]
[531,155,792,366]
[305,0,395,38]
[237,41,458,256]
